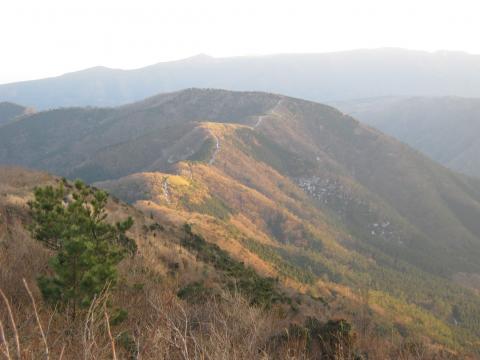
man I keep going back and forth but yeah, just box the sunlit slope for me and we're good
[3,89,480,349]
[97,121,480,349]
[3,88,480,275]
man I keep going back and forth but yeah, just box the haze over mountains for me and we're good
[333,96,480,178]
[4,47,480,355]
[3,88,480,351]
[6,0,480,353]
[5,48,480,109]
[4,47,480,181]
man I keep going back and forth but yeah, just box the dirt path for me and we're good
[253,98,285,129]
[254,114,267,128]
[208,134,220,165]
[162,177,171,204]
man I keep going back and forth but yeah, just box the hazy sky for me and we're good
[1,0,478,84]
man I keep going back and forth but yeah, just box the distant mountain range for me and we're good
[2,88,480,349]
[5,48,480,109]
[333,96,480,178]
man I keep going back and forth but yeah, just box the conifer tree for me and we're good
[29,180,135,319]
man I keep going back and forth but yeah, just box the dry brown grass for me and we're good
[1,239,473,360]
[0,167,475,359]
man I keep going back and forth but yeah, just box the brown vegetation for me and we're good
[0,249,467,360]
[0,167,474,359]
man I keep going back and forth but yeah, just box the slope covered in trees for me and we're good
[333,96,480,178]
[3,167,467,358]
[2,89,480,277]
[1,89,480,354]
[0,101,31,127]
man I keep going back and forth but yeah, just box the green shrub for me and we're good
[187,137,216,162]
[181,223,288,307]
[29,180,135,319]
[184,195,232,220]
[177,281,211,303]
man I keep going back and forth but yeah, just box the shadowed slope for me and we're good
[334,96,480,178]
[0,101,32,127]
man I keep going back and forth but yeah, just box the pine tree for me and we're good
[29,180,135,319]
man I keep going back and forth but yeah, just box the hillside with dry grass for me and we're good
[2,89,479,275]
[2,166,466,359]
[2,89,480,357]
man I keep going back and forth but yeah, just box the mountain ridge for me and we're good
[0,101,32,127]
[6,48,480,109]
[3,89,480,351]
